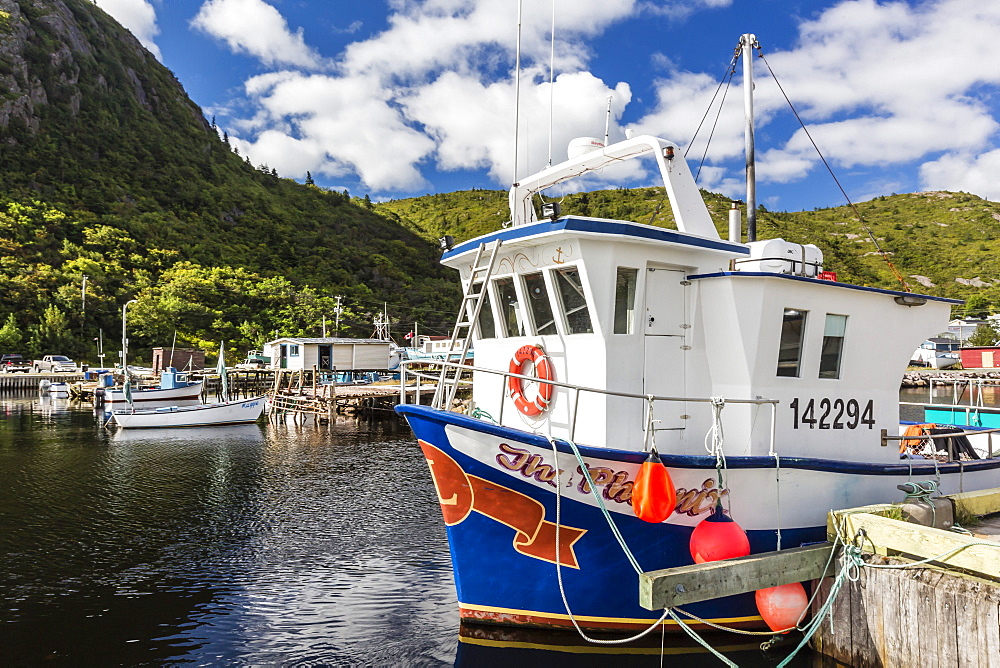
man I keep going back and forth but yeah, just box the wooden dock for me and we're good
[812,490,1000,665]
[267,368,443,420]
[0,373,85,394]
[638,488,1000,665]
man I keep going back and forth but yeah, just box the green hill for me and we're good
[0,0,456,360]
[378,188,1000,308]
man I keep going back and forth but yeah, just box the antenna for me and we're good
[512,0,523,184]
[604,95,612,148]
[547,0,556,167]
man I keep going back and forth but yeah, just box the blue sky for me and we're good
[99,0,1000,212]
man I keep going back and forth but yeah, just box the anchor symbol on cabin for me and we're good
[552,247,567,264]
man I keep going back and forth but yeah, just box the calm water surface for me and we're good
[0,396,815,666]
[1,397,456,666]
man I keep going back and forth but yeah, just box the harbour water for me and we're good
[0,397,456,665]
[0,396,822,666]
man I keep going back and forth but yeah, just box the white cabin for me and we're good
[263,337,392,371]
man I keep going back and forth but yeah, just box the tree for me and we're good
[305,171,314,186]
[967,322,1000,347]
[26,305,71,357]
[0,313,23,350]
[964,294,991,319]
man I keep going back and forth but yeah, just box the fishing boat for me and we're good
[105,367,203,404]
[395,34,1000,634]
[111,396,265,429]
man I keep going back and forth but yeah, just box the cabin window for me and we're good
[554,267,593,334]
[289,344,300,357]
[523,272,557,335]
[614,268,639,334]
[776,309,806,377]
[819,314,847,379]
[494,277,526,337]
[472,283,496,339]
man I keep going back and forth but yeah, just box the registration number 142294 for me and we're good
[789,397,875,430]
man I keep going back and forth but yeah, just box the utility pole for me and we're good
[334,296,343,335]
[80,274,88,340]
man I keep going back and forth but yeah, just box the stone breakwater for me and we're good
[901,370,1000,388]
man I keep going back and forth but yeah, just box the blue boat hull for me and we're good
[398,404,1000,631]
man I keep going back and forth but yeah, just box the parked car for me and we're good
[1,354,31,373]
[235,350,271,370]
[33,355,77,373]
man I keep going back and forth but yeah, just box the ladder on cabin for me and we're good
[432,239,502,409]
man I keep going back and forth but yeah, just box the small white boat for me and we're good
[47,382,69,397]
[112,396,265,429]
[106,367,203,404]
[911,337,962,369]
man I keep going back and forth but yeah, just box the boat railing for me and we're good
[883,409,1000,458]
[399,359,779,451]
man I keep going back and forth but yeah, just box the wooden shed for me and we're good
[263,337,392,371]
[960,346,1000,369]
[152,347,205,373]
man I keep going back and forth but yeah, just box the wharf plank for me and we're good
[638,543,833,610]
[833,511,1000,579]
[948,487,1000,518]
[849,563,880,668]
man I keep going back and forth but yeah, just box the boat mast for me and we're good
[513,0,523,184]
[741,33,757,242]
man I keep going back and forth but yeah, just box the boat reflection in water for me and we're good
[110,422,266,444]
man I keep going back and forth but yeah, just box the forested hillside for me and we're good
[379,187,1000,309]
[0,0,455,361]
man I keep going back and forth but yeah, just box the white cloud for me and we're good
[634,0,1000,201]
[920,151,1000,201]
[402,69,633,186]
[223,0,643,193]
[215,0,1000,201]
[99,0,161,59]
[235,72,435,190]
[192,0,327,69]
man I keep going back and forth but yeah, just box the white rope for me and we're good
[548,434,670,644]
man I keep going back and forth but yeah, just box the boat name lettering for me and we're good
[496,443,561,487]
[674,479,729,517]
[790,397,875,430]
[495,446,726,515]
[575,465,633,504]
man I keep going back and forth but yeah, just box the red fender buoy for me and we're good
[755,582,809,632]
[631,448,676,523]
[689,504,751,564]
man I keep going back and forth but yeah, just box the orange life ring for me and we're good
[507,345,554,417]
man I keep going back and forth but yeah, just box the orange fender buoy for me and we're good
[631,448,676,523]
[689,504,750,564]
[755,582,809,632]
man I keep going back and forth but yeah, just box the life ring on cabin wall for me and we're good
[507,345,554,417]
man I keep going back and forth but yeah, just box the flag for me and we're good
[405,331,413,340]
[217,341,229,403]
[123,376,133,411]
